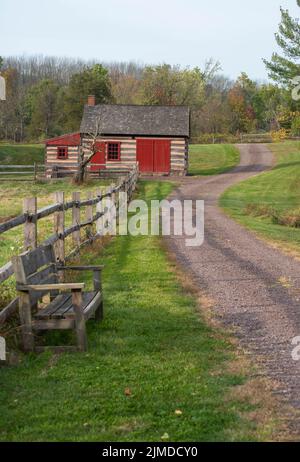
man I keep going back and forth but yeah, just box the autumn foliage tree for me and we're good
[141,64,205,106]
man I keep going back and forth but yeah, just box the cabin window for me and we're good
[57,147,68,159]
[107,142,120,161]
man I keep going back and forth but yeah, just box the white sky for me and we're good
[1,0,299,80]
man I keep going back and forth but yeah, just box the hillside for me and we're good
[0,144,44,165]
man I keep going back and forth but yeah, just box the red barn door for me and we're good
[136,139,154,173]
[136,139,170,174]
[154,139,170,174]
[91,142,106,170]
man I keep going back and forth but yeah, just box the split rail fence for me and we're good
[0,164,139,325]
[0,163,139,181]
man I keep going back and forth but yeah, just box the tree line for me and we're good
[0,1,300,143]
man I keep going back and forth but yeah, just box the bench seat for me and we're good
[35,291,102,320]
[12,244,104,351]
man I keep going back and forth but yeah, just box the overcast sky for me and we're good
[1,0,299,81]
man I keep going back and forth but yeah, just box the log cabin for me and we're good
[45,96,190,176]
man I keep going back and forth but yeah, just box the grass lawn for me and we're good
[0,143,44,165]
[220,141,300,257]
[188,144,240,176]
[0,181,280,442]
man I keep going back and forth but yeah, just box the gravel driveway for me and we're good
[164,144,300,427]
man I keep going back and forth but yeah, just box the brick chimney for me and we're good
[87,95,96,106]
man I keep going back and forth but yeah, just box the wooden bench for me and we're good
[12,244,103,353]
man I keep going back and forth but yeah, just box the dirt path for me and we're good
[164,144,300,429]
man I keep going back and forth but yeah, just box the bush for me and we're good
[244,203,276,218]
[190,133,240,144]
[291,117,300,137]
[272,208,300,228]
[244,203,300,229]
[270,128,288,142]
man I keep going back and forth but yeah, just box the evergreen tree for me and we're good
[264,1,300,83]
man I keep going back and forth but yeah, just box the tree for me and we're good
[63,64,112,132]
[263,1,300,84]
[255,84,281,130]
[25,79,60,139]
[141,64,205,106]
[291,115,300,135]
[228,82,256,134]
[111,74,141,104]
[192,92,231,139]
[74,117,103,184]
[0,67,21,140]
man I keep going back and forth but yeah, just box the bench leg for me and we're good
[19,292,34,352]
[72,289,88,352]
[95,299,104,322]
[93,270,103,322]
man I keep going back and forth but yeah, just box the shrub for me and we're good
[244,203,277,218]
[190,133,240,144]
[270,128,288,142]
[291,117,300,137]
[273,208,300,228]
[245,203,300,229]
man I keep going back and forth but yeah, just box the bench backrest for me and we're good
[12,245,58,303]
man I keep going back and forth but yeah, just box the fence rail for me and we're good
[0,163,138,181]
[0,164,139,324]
[0,163,45,181]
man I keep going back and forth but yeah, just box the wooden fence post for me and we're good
[118,178,128,236]
[23,197,37,251]
[86,191,93,240]
[110,184,117,235]
[105,186,112,235]
[54,191,65,265]
[72,191,81,250]
[96,189,103,236]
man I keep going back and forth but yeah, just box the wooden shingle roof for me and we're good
[80,104,190,137]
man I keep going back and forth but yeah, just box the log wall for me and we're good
[47,136,188,176]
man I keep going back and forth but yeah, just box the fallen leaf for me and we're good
[278,276,292,288]
[161,432,169,441]
[124,387,132,396]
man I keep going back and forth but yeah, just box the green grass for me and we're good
[220,141,300,256]
[188,144,240,176]
[0,143,44,165]
[0,181,277,442]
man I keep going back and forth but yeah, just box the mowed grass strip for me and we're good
[220,141,300,256]
[0,181,279,442]
[188,144,240,176]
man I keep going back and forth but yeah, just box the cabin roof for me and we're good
[45,132,81,146]
[80,104,190,138]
